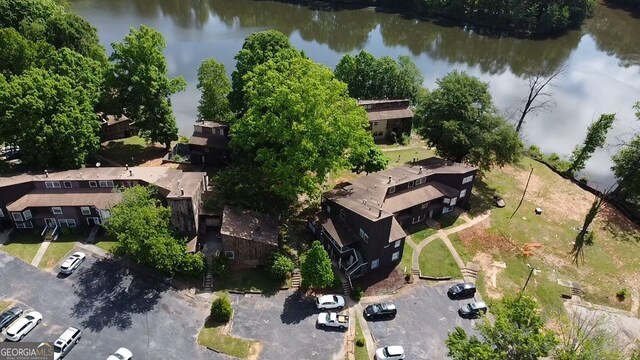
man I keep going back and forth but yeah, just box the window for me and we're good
[421,202,429,209]
[443,198,450,205]
[359,228,369,242]
[462,175,474,184]
[89,181,97,188]
[99,180,114,188]
[16,221,33,229]
[415,177,426,185]
[22,210,32,220]
[389,186,396,194]
[373,121,379,126]
[225,251,235,260]
[0,208,4,217]
[326,205,331,214]
[450,197,457,206]
[12,212,23,221]
[45,181,61,189]
[339,209,346,222]
[371,259,380,269]
[60,219,76,227]
[412,214,425,224]
[460,189,467,198]
[52,207,63,215]
[442,206,454,214]
[407,181,414,189]
[63,181,72,188]
[81,207,91,216]
[392,251,400,261]
[394,240,401,248]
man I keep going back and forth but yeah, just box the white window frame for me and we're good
[99,180,114,188]
[12,212,23,221]
[460,189,467,198]
[371,259,380,269]
[22,209,32,220]
[389,186,396,194]
[89,181,97,188]
[442,206,454,214]
[421,202,429,209]
[0,208,4,217]
[373,121,379,126]
[52,207,63,215]
[415,177,426,185]
[45,181,61,189]
[225,251,235,260]
[63,181,72,188]
[60,219,76,228]
[462,175,474,184]
[81,207,91,216]
[16,221,33,229]
[359,228,369,242]
[450,197,458,206]
[407,181,414,189]
[395,240,401,248]
[443,198,451,205]
[392,251,400,261]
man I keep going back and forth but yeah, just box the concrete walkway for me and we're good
[353,303,376,359]
[30,239,53,267]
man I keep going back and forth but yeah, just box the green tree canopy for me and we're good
[107,25,186,149]
[228,29,296,117]
[0,67,100,168]
[568,114,616,175]
[612,102,640,201]
[446,296,558,360]
[415,70,522,171]
[300,240,334,289]
[104,186,205,276]
[335,51,424,103]
[197,58,232,122]
[229,51,379,205]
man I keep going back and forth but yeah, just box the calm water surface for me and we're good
[71,0,640,187]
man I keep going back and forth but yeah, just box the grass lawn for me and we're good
[353,316,368,360]
[197,320,259,359]
[418,238,461,277]
[94,238,118,253]
[439,213,466,229]
[399,242,413,273]
[382,147,436,166]
[1,232,43,264]
[98,136,168,166]
[406,223,437,245]
[38,239,77,270]
[0,300,10,312]
[214,268,288,294]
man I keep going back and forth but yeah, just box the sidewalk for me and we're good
[31,239,53,267]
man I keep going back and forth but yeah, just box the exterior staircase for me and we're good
[571,285,585,298]
[341,279,352,297]
[290,269,301,289]
[202,256,214,291]
[85,226,100,244]
[461,262,480,282]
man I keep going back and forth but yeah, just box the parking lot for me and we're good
[365,282,480,359]
[0,250,219,360]
[231,291,347,360]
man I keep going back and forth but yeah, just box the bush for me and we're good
[268,252,294,280]
[356,338,365,347]
[399,133,411,145]
[352,285,364,301]
[179,252,206,278]
[616,288,629,299]
[527,145,544,160]
[210,293,233,323]
[211,252,230,278]
[579,175,589,184]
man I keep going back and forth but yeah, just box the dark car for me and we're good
[0,307,23,331]
[447,283,476,299]
[458,301,488,318]
[363,303,397,321]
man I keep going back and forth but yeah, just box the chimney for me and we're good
[419,166,423,174]
[180,188,184,196]
[412,158,416,166]
[44,170,49,178]
[378,208,382,218]
[388,176,392,184]
[129,170,133,177]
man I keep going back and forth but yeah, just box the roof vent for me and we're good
[378,208,382,218]
[388,176,392,184]
[125,164,129,170]
[181,188,184,196]
[419,167,423,174]
[129,170,133,177]
[44,170,49,178]
[362,199,367,205]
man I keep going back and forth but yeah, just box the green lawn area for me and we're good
[418,238,461,277]
[382,147,436,166]
[94,238,118,253]
[448,233,474,264]
[1,232,43,264]
[197,320,259,359]
[38,239,77,270]
[214,268,288,294]
[399,242,413,272]
[353,316,368,360]
[406,223,437,245]
[439,213,466,229]
[98,136,169,166]
[0,300,10,312]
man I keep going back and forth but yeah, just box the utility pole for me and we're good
[510,166,533,219]
[519,266,536,298]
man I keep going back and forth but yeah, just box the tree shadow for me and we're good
[599,205,640,243]
[71,258,168,332]
[468,179,498,216]
[280,290,316,325]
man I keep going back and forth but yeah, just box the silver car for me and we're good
[59,252,86,274]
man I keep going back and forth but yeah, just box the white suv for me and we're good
[316,294,345,310]
[54,327,82,359]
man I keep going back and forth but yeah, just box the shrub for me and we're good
[616,288,629,299]
[579,175,589,184]
[210,293,233,323]
[356,338,365,347]
[527,145,544,160]
[179,252,206,278]
[399,133,411,145]
[211,252,230,277]
[352,285,364,301]
[268,252,294,280]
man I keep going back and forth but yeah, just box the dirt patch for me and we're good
[472,252,504,300]
[248,342,263,360]
[598,204,640,242]
[457,226,517,256]
[355,266,406,296]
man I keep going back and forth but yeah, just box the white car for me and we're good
[315,294,345,310]
[60,252,86,274]
[375,345,405,360]
[4,311,42,342]
[107,347,132,360]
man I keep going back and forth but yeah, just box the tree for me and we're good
[571,193,605,265]
[0,28,37,76]
[415,71,523,171]
[228,29,296,117]
[0,68,100,169]
[334,51,424,102]
[554,311,625,360]
[349,146,389,174]
[268,252,294,280]
[612,102,640,200]
[301,240,334,289]
[446,296,558,360]
[568,114,616,175]
[229,51,378,205]
[103,186,205,276]
[196,58,232,121]
[514,65,566,133]
[107,25,186,149]
[210,293,233,323]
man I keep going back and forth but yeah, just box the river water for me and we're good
[71,0,640,187]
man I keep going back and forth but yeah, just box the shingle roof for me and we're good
[366,108,414,121]
[221,206,278,246]
[6,189,122,211]
[189,132,229,149]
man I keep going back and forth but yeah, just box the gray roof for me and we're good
[221,206,278,246]
[6,189,122,212]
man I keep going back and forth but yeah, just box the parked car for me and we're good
[317,312,349,330]
[4,311,42,341]
[316,294,345,310]
[447,283,476,299]
[363,303,397,321]
[59,252,86,275]
[0,307,23,331]
[375,345,405,360]
[493,195,506,208]
[53,327,82,359]
[458,301,488,318]
[107,347,133,360]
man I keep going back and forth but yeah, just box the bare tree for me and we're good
[554,311,626,360]
[515,65,567,133]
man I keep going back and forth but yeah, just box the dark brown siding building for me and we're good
[98,113,136,141]
[189,121,230,167]
[310,157,477,283]
[220,206,278,267]
[358,100,413,143]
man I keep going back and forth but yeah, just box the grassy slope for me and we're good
[353,317,369,360]
[38,240,76,270]
[1,232,42,264]
[418,238,461,277]
[197,320,258,359]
